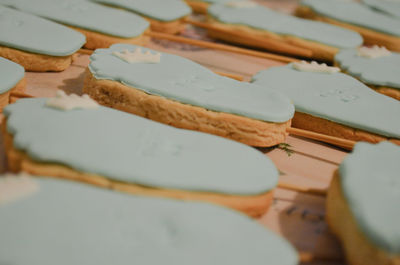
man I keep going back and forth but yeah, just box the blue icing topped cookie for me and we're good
[4,98,280,195]
[0,57,24,94]
[0,177,298,265]
[339,142,400,253]
[335,48,400,89]
[362,0,400,19]
[90,0,191,22]
[252,64,400,139]
[88,44,294,123]
[0,0,149,38]
[301,0,400,36]
[208,3,362,49]
[0,5,85,56]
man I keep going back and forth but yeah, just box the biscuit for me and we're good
[0,46,74,72]
[91,0,191,34]
[3,97,284,217]
[252,63,400,145]
[0,176,298,265]
[0,5,85,71]
[335,47,400,101]
[84,44,294,147]
[205,3,362,61]
[296,1,400,52]
[2,0,150,50]
[326,142,400,265]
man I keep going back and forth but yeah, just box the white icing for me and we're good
[46,90,99,111]
[113,48,161,64]
[357,45,392,59]
[224,1,258,8]
[0,174,39,205]
[292,61,340,73]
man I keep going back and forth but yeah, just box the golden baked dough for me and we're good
[0,46,73,72]
[2,120,273,218]
[71,26,149,50]
[205,17,337,61]
[83,70,291,147]
[146,17,188,35]
[293,112,400,145]
[185,0,209,14]
[326,171,400,265]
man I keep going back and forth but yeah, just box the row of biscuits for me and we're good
[2,0,399,100]
[2,95,399,265]
[0,0,191,71]
[1,42,400,265]
[1,44,399,145]
[1,1,400,265]
[185,0,400,58]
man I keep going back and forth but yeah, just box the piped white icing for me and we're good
[357,45,392,59]
[113,48,161,64]
[224,1,258,8]
[292,61,340,73]
[0,174,39,205]
[46,90,99,110]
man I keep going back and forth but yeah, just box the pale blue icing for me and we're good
[335,48,400,89]
[301,0,400,36]
[0,177,299,265]
[252,65,400,139]
[208,3,362,49]
[0,0,149,38]
[4,98,280,195]
[0,57,24,94]
[89,44,294,123]
[362,0,400,19]
[90,0,191,22]
[0,5,85,56]
[339,142,400,253]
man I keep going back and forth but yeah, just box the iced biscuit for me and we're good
[91,0,191,34]
[326,142,400,265]
[0,0,150,49]
[3,95,286,217]
[0,5,85,71]
[83,44,294,147]
[205,2,362,61]
[252,61,400,144]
